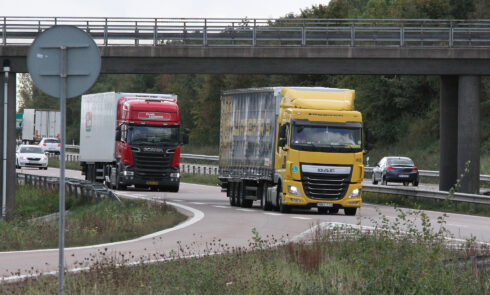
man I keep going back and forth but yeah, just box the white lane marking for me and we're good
[172,199,184,202]
[291,216,312,220]
[213,205,230,209]
[190,202,205,205]
[236,209,254,212]
[0,195,204,255]
[264,212,281,216]
[447,223,468,228]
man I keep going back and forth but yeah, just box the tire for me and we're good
[262,184,272,211]
[168,185,179,192]
[277,184,290,213]
[328,208,339,214]
[229,183,236,206]
[44,167,48,170]
[344,208,357,216]
[381,176,387,186]
[413,181,419,187]
[38,167,43,170]
[372,173,378,185]
[236,182,242,207]
[403,181,409,186]
[242,199,253,208]
[16,161,19,169]
[115,167,126,190]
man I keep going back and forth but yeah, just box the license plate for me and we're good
[317,202,333,207]
[399,175,409,178]
[147,181,158,185]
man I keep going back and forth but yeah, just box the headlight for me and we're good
[287,185,302,197]
[123,171,134,176]
[348,188,361,199]
[42,156,47,160]
[170,172,180,178]
[22,156,28,160]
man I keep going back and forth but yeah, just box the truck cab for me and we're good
[273,88,363,215]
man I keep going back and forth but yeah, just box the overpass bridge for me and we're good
[1,17,489,213]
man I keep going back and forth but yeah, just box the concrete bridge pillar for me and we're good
[457,75,481,194]
[0,64,17,218]
[439,76,458,191]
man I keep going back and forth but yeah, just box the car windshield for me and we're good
[127,126,179,145]
[291,124,362,152]
[19,147,43,154]
[387,158,414,166]
[44,139,59,143]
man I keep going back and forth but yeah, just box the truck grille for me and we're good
[133,150,173,180]
[301,171,351,200]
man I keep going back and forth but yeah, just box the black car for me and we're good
[372,156,419,186]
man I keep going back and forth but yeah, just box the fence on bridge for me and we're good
[2,17,490,47]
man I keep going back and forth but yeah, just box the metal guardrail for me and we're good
[16,173,118,201]
[363,183,490,205]
[364,167,490,182]
[1,17,490,47]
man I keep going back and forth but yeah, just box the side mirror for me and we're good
[278,138,286,148]
[182,133,189,145]
[115,129,121,141]
[278,125,286,139]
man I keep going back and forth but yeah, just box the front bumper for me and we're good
[281,179,362,208]
[18,159,48,168]
[119,166,180,187]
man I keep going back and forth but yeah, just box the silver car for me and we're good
[39,137,61,154]
[16,145,48,170]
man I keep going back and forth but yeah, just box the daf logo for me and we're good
[318,168,335,173]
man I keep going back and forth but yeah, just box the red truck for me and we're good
[79,92,188,191]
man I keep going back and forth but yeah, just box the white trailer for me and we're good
[21,109,61,143]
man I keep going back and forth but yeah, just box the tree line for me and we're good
[18,0,490,154]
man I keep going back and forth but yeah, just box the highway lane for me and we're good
[2,168,489,280]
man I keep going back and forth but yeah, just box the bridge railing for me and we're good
[2,17,490,47]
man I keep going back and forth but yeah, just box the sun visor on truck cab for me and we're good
[280,87,355,111]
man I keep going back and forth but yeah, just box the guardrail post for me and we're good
[153,18,158,46]
[198,166,201,174]
[135,21,139,46]
[400,23,405,46]
[350,23,355,46]
[302,20,306,46]
[104,18,108,46]
[193,166,196,174]
[449,21,454,48]
[2,17,6,46]
[253,19,256,47]
[215,167,218,175]
[203,19,208,46]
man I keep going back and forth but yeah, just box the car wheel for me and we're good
[344,208,357,216]
[372,173,378,185]
[413,181,419,187]
[382,176,387,185]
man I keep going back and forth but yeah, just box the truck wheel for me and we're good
[344,208,357,216]
[242,199,253,208]
[318,207,329,214]
[277,185,290,213]
[413,181,419,187]
[115,168,126,191]
[261,185,272,211]
[168,185,179,193]
[229,183,236,206]
[372,174,378,185]
[328,208,339,214]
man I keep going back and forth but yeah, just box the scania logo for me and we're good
[318,168,335,173]
[143,147,163,153]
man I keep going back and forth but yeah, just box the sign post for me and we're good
[27,26,100,295]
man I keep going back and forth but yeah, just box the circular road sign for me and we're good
[27,25,101,98]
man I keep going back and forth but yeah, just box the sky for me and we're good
[3,0,326,19]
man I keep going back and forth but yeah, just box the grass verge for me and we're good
[363,191,490,217]
[48,158,81,171]
[3,210,488,294]
[0,185,186,251]
[181,172,220,186]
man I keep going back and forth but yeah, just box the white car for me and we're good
[39,137,61,154]
[16,145,48,170]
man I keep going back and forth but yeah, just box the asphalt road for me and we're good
[2,167,489,281]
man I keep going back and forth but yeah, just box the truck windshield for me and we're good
[291,125,362,152]
[127,126,179,146]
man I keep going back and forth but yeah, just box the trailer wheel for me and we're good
[236,182,242,207]
[229,183,236,206]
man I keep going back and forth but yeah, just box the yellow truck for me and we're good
[219,87,364,215]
